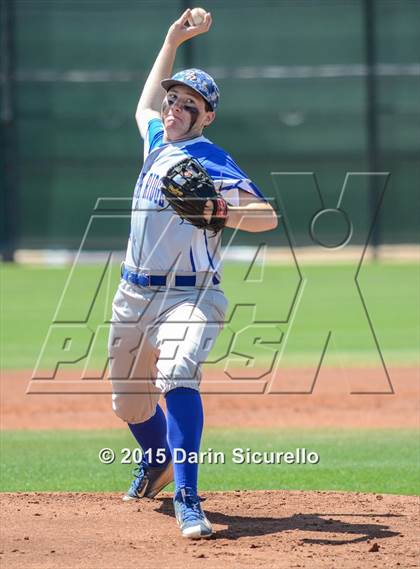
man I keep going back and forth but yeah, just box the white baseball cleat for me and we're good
[173,487,213,539]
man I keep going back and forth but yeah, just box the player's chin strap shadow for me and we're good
[154,499,401,543]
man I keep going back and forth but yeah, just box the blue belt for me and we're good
[122,267,220,287]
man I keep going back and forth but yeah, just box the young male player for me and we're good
[108,8,277,539]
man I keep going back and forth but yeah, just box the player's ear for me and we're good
[203,111,215,127]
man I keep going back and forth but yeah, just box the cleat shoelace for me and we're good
[177,489,205,523]
[129,460,148,495]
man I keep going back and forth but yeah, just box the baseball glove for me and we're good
[160,158,228,234]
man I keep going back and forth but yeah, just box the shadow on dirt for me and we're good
[155,498,401,544]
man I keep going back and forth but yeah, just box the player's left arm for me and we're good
[224,190,278,233]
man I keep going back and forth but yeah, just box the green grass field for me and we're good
[1,262,418,497]
[1,261,419,370]
[1,428,418,495]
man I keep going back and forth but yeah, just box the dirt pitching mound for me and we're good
[1,490,418,569]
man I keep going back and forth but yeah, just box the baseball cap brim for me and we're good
[160,79,214,110]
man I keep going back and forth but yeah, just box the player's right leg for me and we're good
[108,282,173,499]
[123,405,173,500]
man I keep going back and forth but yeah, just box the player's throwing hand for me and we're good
[166,8,212,48]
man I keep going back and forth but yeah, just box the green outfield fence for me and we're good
[1,0,419,257]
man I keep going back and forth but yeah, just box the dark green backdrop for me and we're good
[3,0,420,250]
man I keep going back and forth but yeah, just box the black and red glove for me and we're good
[160,158,228,234]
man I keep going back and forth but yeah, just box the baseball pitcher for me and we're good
[108,8,277,539]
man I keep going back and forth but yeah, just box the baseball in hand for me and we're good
[189,7,206,26]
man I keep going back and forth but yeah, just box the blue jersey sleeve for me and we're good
[184,140,267,204]
[144,118,164,159]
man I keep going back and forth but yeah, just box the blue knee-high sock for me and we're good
[128,404,171,468]
[165,387,204,493]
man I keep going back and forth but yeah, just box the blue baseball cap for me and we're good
[161,68,220,111]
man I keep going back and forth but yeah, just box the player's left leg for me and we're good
[154,288,227,538]
[165,387,212,538]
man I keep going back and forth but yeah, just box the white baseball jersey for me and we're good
[124,116,266,281]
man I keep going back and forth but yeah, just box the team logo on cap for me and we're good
[185,71,198,81]
[168,68,220,111]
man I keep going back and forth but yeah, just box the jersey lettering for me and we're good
[126,118,266,273]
